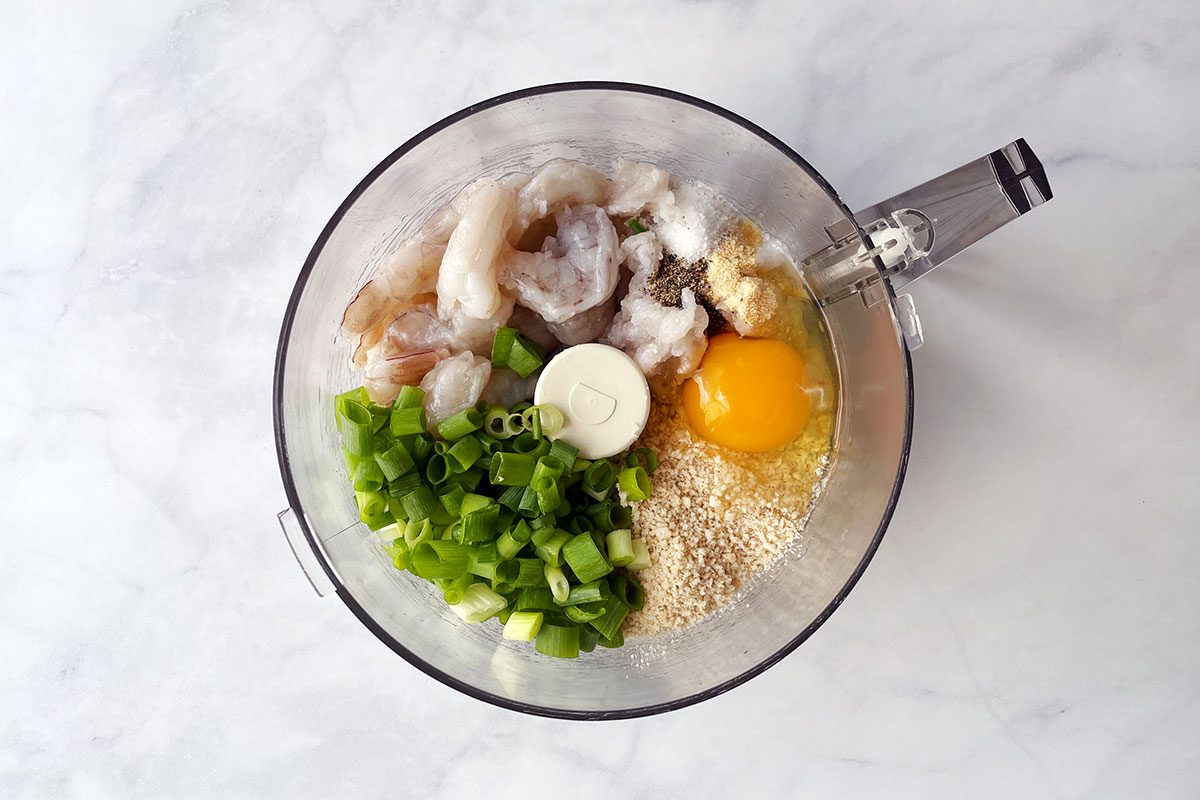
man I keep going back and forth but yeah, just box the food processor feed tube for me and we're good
[804,138,1052,346]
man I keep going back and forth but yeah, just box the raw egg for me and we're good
[682,333,811,452]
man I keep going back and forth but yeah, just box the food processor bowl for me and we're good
[274,82,1049,718]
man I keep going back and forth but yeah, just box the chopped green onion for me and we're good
[483,405,511,438]
[625,576,645,611]
[535,623,580,658]
[531,457,564,486]
[506,336,544,378]
[389,406,426,437]
[509,519,533,543]
[511,400,532,413]
[626,447,658,474]
[491,327,518,367]
[565,516,593,536]
[437,483,466,516]
[406,434,434,464]
[513,558,548,588]
[488,451,536,486]
[403,518,434,547]
[467,543,500,579]
[360,508,395,530]
[367,405,390,433]
[338,400,375,456]
[449,467,483,492]
[491,559,520,594]
[563,579,605,606]
[503,611,544,641]
[533,475,561,514]
[588,599,629,640]
[545,438,578,470]
[342,448,361,478]
[437,407,483,441]
[565,602,605,624]
[449,583,507,623]
[446,436,483,472]
[533,531,572,567]
[511,431,541,454]
[424,453,451,485]
[627,538,651,571]
[582,460,616,500]
[495,528,523,560]
[386,537,412,570]
[530,514,557,531]
[442,572,474,604]
[356,489,388,518]
[525,407,544,438]
[517,485,541,517]
[352,459,385,492]
[626,217,647,234]
[609,571,628,605]
[496,485,526,512]
[459,493,492,516]
[462,505,501,543]
[394,385,425,409]
[401,486,439,521]
[497,607,512,625]
[618,466,652,502]
[606,529,634,567]
[334,387,369,429]
[515,587,556,612]
[388,471,422,498]
[562,533,612,583]
[579,625,600,653]
[374,441,415,481]
[503,413,525,437]
[537,405,565,436]
[411,540,470,580]
[598,627,624,649]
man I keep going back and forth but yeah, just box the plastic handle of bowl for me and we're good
[853,138,1053,292]
[278,508,337,597]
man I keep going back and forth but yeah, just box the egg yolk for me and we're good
[682,333,811,452]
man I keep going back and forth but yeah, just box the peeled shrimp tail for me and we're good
[341,238,444,336]
[364,348,450,405]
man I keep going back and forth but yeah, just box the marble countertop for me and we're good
[4,1,1199,797]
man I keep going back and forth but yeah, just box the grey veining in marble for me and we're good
[3,0,1199,797]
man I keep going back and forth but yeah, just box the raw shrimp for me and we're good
[481,369,537,408]
[341,238,444,337]
[509,159,609,242]
[420,352,492,425]
[604,288,709,377]
[364,348,449,406]
[618,231,663,295]
[437,180,514,321]
[499,204,619,324]
[508,304,558,353]
[605,159,675,218]
[382,295,514,358]
[547,294,617,346]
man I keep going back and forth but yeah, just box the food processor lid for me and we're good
[533,343,651,459]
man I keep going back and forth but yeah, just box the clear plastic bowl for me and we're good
[274,83,911,719]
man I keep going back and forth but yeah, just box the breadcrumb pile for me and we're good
[624,402,834,636]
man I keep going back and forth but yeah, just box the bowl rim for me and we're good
[273,80,914,720]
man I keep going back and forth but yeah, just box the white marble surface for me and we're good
[3,0,1199,797]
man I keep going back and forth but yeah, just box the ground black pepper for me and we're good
[647,252,728,335]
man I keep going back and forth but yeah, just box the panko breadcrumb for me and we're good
[624,401,834,636]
